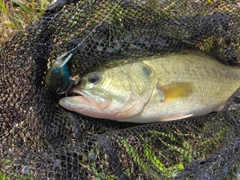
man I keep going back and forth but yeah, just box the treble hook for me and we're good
[56,75,81,96]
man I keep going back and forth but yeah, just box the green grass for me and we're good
[0,0,50,44]
[0,172,9,180]
[0,171,34,180]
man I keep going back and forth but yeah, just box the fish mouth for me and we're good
[63,88,109,110]
[66,89,97,109]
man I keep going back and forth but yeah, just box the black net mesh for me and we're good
[1,0,240,179]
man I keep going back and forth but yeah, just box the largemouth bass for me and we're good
[59,51,240,123]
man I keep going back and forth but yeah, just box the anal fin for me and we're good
[213,101,227,112]
[158,114,194,122]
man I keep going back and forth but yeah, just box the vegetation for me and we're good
[0,0,49,44]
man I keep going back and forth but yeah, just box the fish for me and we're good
[59,51,240,123]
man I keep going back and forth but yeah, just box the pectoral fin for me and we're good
[158,82,195,102]
[158,114,194,122]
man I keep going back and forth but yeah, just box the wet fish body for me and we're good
[59,51,240,123]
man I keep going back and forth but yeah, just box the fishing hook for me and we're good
[56,75,81,96]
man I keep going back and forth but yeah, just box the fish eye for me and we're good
[88,74,100,84]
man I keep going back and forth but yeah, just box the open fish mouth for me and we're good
[64,89,99,109]
[62,88,109,110]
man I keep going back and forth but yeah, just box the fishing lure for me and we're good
[45,52,73,94]
[46,51,81,96]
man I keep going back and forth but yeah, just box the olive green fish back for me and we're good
[0,0,240,179]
